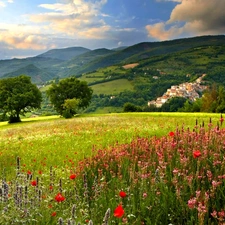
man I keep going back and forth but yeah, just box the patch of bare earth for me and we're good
[122,63,139,69]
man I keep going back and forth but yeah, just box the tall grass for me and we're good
[0,113,223,224]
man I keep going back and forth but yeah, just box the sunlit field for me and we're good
[0,112,224,224]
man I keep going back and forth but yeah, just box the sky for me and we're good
[0,0,224,59]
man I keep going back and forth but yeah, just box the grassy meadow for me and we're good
[0,112,224,224]
[90,79,133,95]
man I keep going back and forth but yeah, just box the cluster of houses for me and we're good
[148,74,207,108]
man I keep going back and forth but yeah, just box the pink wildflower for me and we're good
[188,197,197,209]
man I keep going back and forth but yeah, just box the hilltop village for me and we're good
[148,74,207,108]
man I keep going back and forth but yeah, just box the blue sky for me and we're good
[0,0,224,59]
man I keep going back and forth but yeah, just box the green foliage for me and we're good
[179,99,202,112]
[161,97,187,112]
[201,84,225,113]
[62,98,80,118]
[123,102,142,112]
[46,77,93,117]
[0,112,8,122]
[0,75,42,123]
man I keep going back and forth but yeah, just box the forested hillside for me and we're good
[80,44,225,113]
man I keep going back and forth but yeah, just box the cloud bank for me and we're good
[30,0,109,39]
[146,0,225,40]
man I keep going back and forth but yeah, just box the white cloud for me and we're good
[0,32,48,50]
[79,25,111,39]
[0,23,52,50]
[0,0,14,7]
[146,0,225,40]
[0,1,6,7]
[29,0,109,39]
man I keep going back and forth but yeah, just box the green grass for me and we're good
[79,72,106,83]
[0,115,61,129]
[0,112,220,176]
[92,106,123,114]
[0,112,223,224]
[39,85,51,92]
[79,66,128,85]
[91,79,134,95]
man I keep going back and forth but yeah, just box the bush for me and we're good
[62,109,73,119]
[123,102,142,112]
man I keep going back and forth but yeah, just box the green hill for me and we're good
[64,35,225,76]
[0,57,63,79]
[3,64,53,83]
[61,48,114,77]
[1,35,225,84]
[37,46,90,61]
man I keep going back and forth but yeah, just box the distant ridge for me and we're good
[0,35,225,83]
[37,47,91,61]
[3,64,53,83]
[62,48,114,77]
[111,46,128,51]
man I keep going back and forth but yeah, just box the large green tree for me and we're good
[46,77,93,117]
[0,75,42,123]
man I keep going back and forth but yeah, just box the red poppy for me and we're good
[55,193,65,202]
[193,150,201,158]
[169,131,175,137]
[70,174,76,180]
[51,212,57,217]
[119,191,127,198]
[49,185,53,190]
[31,180,37,186]
[27,170,32,175]
[114,205,124,218]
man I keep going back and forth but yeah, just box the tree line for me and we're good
[1,74,225,123]
[0,75,93,123]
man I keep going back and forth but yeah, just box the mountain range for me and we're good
[1,35,225,84]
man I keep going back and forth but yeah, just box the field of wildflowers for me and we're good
[0,113,224,224]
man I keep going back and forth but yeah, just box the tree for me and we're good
[123,102,142,112]
[62,98,80,118]
[201,84,225,113]
[161,97,187,112]
[215,86,225,113]
[179,98,202,112]
[201,84,218,112]
[46,77,93,117]
[0,75,42,123]
[179,100,193,112]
